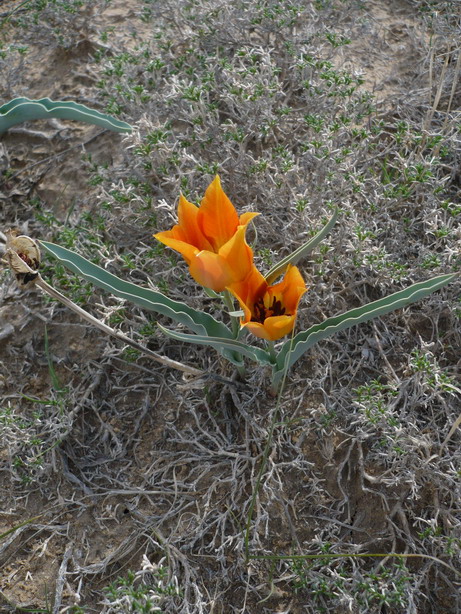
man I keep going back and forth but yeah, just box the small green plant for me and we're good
[0,396,65,485]
[354,379,399,426]
[291,557,412,611]
[410,349,455,391]
[103,560,181,613]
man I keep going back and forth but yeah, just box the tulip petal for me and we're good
[239,211,260,227]
[279,265,307,310]
[188,251,232,292]
[198,175,240,250]
[261,315,297,340]
[177,194,213,251]
[242,315,296,341]
[153,232,199,264]
[227,265,267,320]
[266,264,307,312]
[218,226,254,284]
[242,321,273,341]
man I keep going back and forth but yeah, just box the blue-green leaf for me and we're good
[158,324,273,366]
[273,273,457,387]
[40,241,233,339]
[0,97,132,134]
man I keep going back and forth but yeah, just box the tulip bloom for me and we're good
[228,264,307,341]
[154,176,258,291]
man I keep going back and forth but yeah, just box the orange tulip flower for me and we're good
[154,176,258,291]
[228,264,307,341]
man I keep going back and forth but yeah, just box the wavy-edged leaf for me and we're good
[265,209,339,284]
[158,324,273,366]
[0,97,132,134]
[40,241,233,339]
[273,273,457,387]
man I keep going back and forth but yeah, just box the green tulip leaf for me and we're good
[0,97,132,134]
[265,208,339,284]
[40,241,232,339]
[158,324,273,367]
[273,273,457,387]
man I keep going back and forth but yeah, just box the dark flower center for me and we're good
[252,295,286,323]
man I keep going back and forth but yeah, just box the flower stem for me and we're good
[223,289,240,339]
[222,289,245,378]
[266,340,277,363]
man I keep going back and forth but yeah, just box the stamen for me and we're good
[252,295,286,323]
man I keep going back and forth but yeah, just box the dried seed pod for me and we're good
[4,232,41,289]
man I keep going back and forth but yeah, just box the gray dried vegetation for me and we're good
[0,0,460,612]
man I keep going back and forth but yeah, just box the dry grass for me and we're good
[0,0,460,612]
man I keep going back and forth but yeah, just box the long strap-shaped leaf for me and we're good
[273,273,457,387]
[0,97,132,134]
[40,241,233,339]
[265,208,339,284]
[158,324,273,366]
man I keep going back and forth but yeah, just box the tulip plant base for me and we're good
[1,1,460,614]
